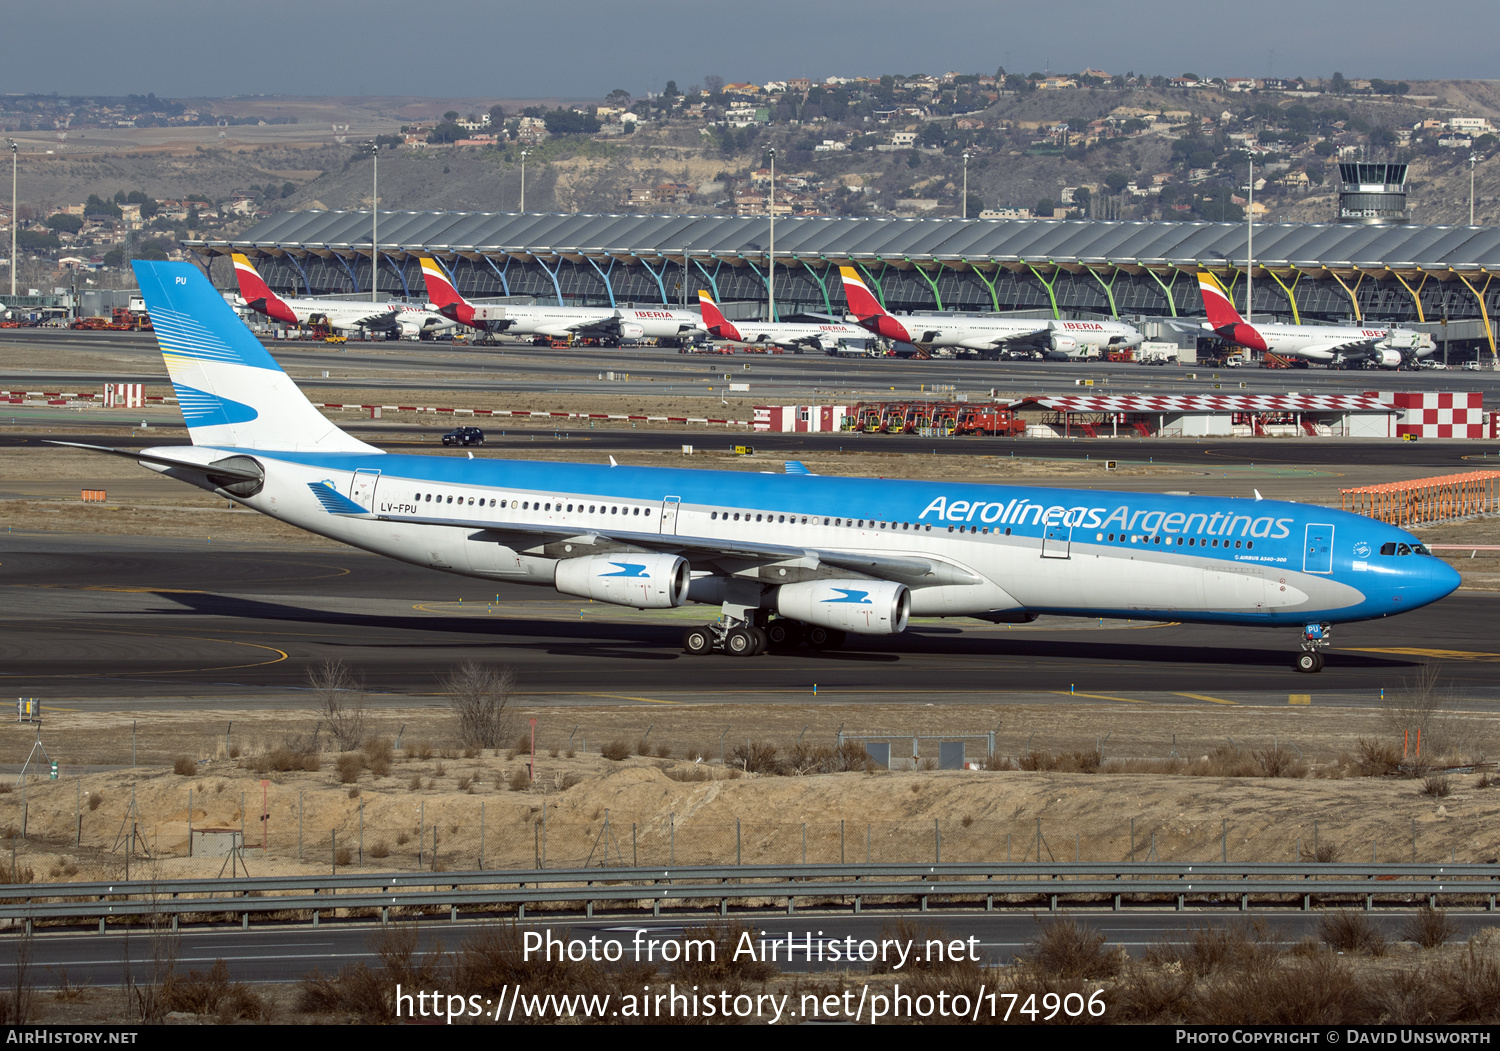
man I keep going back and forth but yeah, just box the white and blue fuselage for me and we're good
[94,262,1459,671]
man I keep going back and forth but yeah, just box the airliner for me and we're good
[1198,272,1434,368]
[838,266,1143,360]
[418,257,705,343]
[697,291,869,354]
[230,254,456,340]
[66,262,1459,674]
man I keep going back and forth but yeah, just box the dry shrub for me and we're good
[299,925,448,1023]
[335,846,353,867]
[1350,738,1402,777]
[559,773,582,790]
[250,747,313,774]
[464,747,480,759]
[983,753,1017,771]
[665,765,711,783]
[369,841,390,859]
[1423,775,1452,797]
[456,776,472,791]
[347,786,360,799]
[1427,936,1500,1021]
[654,743,671,759]
[729,740,780,774]
[1019,749,1102,773]
[508,767,531,791]
[396,831,410,846]
[1254,747,1306,778]
[1320,911,1387,955]
[512,733,531,754]
[172,756,195,776]
[408,775,423,792]
[335,753,365,784]
[308,659,366,751]
[1192,951,1367,1024]
[635,738,652,757]
[1402,906,1458,949]
[407,740,434,762]
[301,752,321,772]
[601,740,630,762]
[443,662,516,749]
[164,959,235,1016]
[434,761,447,778]
[1101,757,1187,774]
[0,862,35,885]
[1021,920,1122,980]
[87,793,102,812]
[1314,843,1341,863]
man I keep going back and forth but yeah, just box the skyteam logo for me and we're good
[1353,541,1372,559]
[600,562,649,578]
[823,588,872,604]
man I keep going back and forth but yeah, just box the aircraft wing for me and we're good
[324,309,399,332]
[336,497,979,587]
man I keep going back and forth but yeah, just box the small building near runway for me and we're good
[1008,393,1405,438]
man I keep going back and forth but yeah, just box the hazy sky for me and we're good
[5,1,1492,99]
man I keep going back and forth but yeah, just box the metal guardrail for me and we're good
[0,862,1496,929]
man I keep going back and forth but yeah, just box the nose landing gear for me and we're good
[1295,623,1331,673]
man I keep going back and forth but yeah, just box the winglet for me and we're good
[783,460,814,475]
[1254,488,1263,502]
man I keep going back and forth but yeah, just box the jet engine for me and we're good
[773,579,910,635]
[616,322,645,340]
[1371,348,1403,368]
[554,553,689,609]
[1049,333,1079,355]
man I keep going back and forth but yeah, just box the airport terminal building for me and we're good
[192,210,1500,354]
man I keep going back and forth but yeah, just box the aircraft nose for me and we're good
[1406,555,1462,610]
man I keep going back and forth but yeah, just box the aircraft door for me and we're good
[348,468,381,509]
[1041,521,1071,559]
[659,496,681,535]
[1303,523,1334,574]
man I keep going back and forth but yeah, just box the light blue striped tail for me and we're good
[134,261,373,453]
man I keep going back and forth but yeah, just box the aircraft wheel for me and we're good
[765,620,802,648]
[1294,651,1323,674]
[682,625,714,656]
[724,627,757,657]
[748,627,768,656]
[806,626,846,650]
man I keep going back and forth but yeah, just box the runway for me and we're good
[4,532,1498,709]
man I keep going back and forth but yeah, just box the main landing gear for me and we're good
[1294,622,1332,673]
[681,618,846,656]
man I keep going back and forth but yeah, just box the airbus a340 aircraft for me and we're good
[697,290,869,353]
[67,262,1458,674]
[230,254,456,339]
[419,257,705,343]
[1198,272,1434,368]
[838,266,1143,360]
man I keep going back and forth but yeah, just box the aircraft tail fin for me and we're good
[418,256,474,325]
[696,290,741,341]
[230,253,297,325]
[1197,271,1246,330]
[838,266,886,320]
[134,261,376,453]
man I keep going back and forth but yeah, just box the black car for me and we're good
[442,426,485,447]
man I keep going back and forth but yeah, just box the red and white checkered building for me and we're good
[1376,392,1487,439]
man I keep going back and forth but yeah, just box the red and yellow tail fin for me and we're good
[1197,271,1246,330]
[230,253,296,325]
[838,266,886,320]
[697,290,741,341]
[418,256,474,325]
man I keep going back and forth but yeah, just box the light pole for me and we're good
[363,141,379,304]
[7,138,16,295]
[962,151,970,219]
[520,149,529,212]
[1245,153,1254,325]
[767,147,775,322]
[1471,153,1478,225]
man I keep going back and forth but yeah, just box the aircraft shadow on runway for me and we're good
[134,590,1423,673]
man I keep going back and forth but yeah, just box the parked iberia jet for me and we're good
[697,291,868,353]
[838,266,1142,360]
[419,256,705,343]
[229,254,455,339]
[1197,272,1433,368]
[62,262,1459,673]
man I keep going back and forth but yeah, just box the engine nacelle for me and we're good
[1372,348,1403,368]
[616,322,645,340]
[1049,333,1079,354]
[774,579,910,636]
[554,553,689,609]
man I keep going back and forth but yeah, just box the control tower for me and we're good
[1337,162,1409,224]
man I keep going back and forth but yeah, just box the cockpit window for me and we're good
[1397,543,1411,556]
[1412,543,1432,556]
[1380,542,1397,556]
